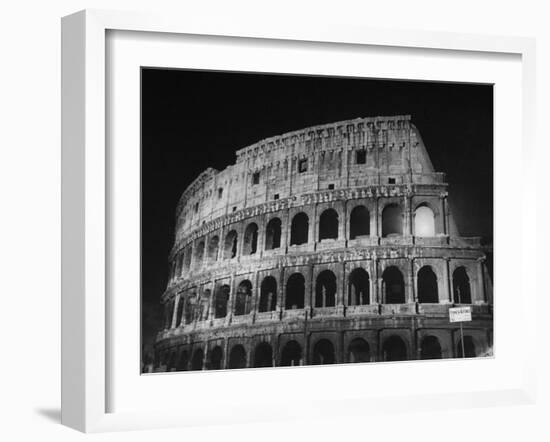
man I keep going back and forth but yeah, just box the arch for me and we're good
[349,205,370,239]
[382,204,403,237]
[184,295,197,324]
[382,335,407,361]
[177,350,189,371]
[228,345,247,369]
[243,223,259,255]
[348,338,370,363]
[167,352,177,371]
[290,212,309,245]
[319,208,339,240]
[453,266,472,304]
[280,340,302,366]
[382,266,405,304]
[285,273,305,309]
[315,270,337,307]
[414,204,436,237]
[457,336,476,358]
[265,217,282,250]
[259,276,277,312]
[223,230,238,259]
[312,339,336,365]
[214,284,230,318]
[183,246,192,271]
[234,280,252,316]
[253,342,273,368]
[176,297,184,326]
[191,348,204,370]
[420,335,443,359]
[417,265,439,303]
[209,346,223,370]
[348,268,370,305]
[207,235,219,260]
[194,240,205,268]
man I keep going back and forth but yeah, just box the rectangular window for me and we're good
[252,172,260,185]
[388,177,396,184]
[274,194,279,200]
[298,158,308,173]
[232,206,237,212]
[328,184,335,190]
[194,202,199,213]
[356,150,366,164]
[218,188,223,198]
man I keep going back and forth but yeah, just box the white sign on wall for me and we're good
[449,306,472,323]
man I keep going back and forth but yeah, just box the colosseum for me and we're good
[153,114,493,372]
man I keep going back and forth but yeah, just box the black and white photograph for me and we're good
[141,69,494,373]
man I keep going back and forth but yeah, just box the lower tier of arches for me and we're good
[151,321,493,373]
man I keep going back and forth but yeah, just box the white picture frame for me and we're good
[61,9,537,433]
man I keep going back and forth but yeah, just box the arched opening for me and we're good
[223,230,238,259]
[164,300,174,329]
[382,335,407,361]
[348,338,370,363]
[183,246,192,271]
[176,297,184,326]
[253,342,273,368]
[348,268,370,305]
[191,349,204,371]
[290,212,309,245]
[214,284,230,318]
[382,266,405,304]
[176,252,184,277]
[259,276,277,312]
[234,280,252,316]
[312,339,336,365]
[280,340,302,366]
[184,295,196,324]
[382,204,403,237]
[319,208,339,240]
[285,273,305,309]
[209,346,223,370]
[207,235,219,260]
[414,205,435,237]
[177,350,189,371]
[420,335,443,359]
[194,241,205,269]
[315,270,337,307]
[453,267,472,304]
[417,266,439,303]
[457,336,476,358]
[228,345,247,369]
[167,352,177,371]
[349,205,370,239]
[265,218,282,250]
[243,223,259,255]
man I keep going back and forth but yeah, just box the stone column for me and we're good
[439,195,447,235]
[206,283,216,324]
[278,266,285,315]
[476,258,486,304]
[170,294,180,329]
[252,271,260,320]
[257,214,266,256]
[338,262,346,313]
[225,274,236,326]
[408,259,416,304]
[338,201,346,241]
[442,258,451,303]
[281,208,290,252]
[305,264,314,315]
[370,259,377,305]
[404,196,413,237]
[310,204,318,245]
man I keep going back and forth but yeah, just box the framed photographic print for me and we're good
[61,9,536,433]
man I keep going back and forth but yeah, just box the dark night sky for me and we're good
[141,69,493,361]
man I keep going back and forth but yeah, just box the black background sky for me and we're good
[141,69,493,362]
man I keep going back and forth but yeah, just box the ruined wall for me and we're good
[154,115,493,372]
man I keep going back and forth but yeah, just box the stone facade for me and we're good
[154,115,493,371]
